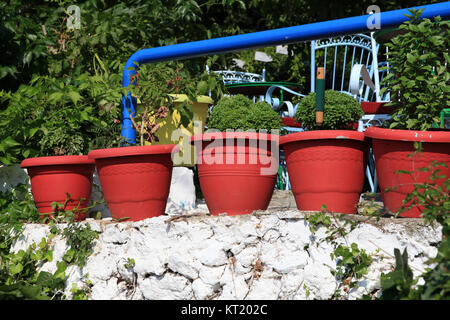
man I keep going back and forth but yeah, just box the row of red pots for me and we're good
[20,145,179,222]
[20,127,449,222]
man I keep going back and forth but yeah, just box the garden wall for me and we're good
[1,164,442,300]
[11,210,441,300]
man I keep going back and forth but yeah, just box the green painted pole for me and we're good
[315,67,325,126]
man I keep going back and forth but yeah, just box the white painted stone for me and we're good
[278,219,313,249]
[102,223,129,244]
[272,250,309,274]
[279,270,304,299]
[344,223,401,255]
[198,265,226,286]
[132,253,167,278]
[91,278,120,300]
[165,167,196,214]
[218,267,249,300]
[261,228,281,243]
[235,246,259,268]
[232,261,253,277]
[8,210,442,300]
[192,278,214,300]
[196,239,228,267]
[139,272,193,300]
[303,262,337,300]
[185,222,214,242]
[246,277,281,300]
[167,253,200,280]
[308,241,336,269]
[11,224,50,253]
[83,251,118,281]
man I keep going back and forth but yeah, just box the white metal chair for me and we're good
[310,33,380,101]
[274,33,391,193]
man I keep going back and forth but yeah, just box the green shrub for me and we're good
[380,9,449,131]
[0,73,123,164]
[207,94,282,132]
[294,90,363,130]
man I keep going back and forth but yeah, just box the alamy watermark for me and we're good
[366,5,381,30]
[66,5,81,30]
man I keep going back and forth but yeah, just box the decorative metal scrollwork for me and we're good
[314,34,373,51]
[213,70,264,85]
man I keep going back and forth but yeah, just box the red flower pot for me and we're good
[20,155,95,221]
[191,132,279,216]
[88,144,179,221]
[360,102,395,114]
[365,127,450,218]
[280,130,366,214]
[281,117,302,128]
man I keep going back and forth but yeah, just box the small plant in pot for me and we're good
[125,62,224,166]
[190,94,282,216]
[280,89,366,214]
[364,9,450,218]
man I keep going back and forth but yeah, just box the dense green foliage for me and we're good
[1,0,436,93]
[0,186,99,300]
[381,9,450,131]
[125,62,225,145]
[0,183,57,299]
[0,71,123,163]
[208,94,282,132]
[295,90,364,130]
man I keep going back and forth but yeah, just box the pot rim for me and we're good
[364,126,450,143]
[20,155,94,168]
[88,144,180,160]
[279,130,365,146]
[190,132,279,145]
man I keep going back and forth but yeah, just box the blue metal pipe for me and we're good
[121,2,450,143]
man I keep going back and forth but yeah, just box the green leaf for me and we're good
[10,263,24,275]
[21,285,51,300]
[54,261,67,280]
[68,91,82,105]
[48,92,64,102]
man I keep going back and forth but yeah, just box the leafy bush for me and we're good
[295,90,363,130]
[0,72,123,164]
[331,243,373,288]
[380,9,450,131]
[0,185,100,300]
[207,94,282,132]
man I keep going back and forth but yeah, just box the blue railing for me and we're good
[121,2,450,143]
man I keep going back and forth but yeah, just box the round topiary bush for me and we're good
[208,94,282,132]
[295,90,364,130]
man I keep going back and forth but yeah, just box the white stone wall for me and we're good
[11,211,442,300]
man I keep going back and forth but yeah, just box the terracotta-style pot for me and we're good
[280,130,366,214]
[191,132,279,216]
[88,144,179,221]
[364,127,450,217]
[20,155,95,221]
[360,101,395,114]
